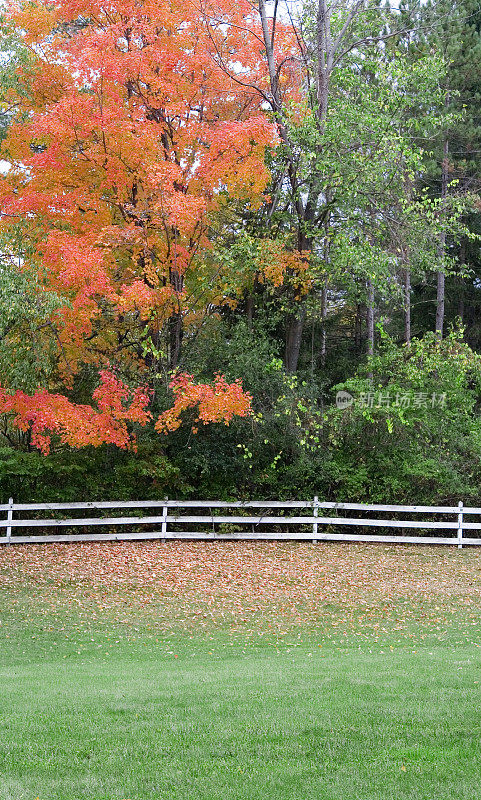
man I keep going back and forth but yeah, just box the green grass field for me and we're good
[1,541,480,799]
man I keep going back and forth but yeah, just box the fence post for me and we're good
[457,501,464,549]
[312,495,319,544]
[161,499,168,543]
[6,497,13,544]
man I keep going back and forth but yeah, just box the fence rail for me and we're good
[2,497,481,547]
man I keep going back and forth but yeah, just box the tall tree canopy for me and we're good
[0,0,302,449]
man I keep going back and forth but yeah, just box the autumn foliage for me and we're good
[156,373,252,434]
[0,369,253,451]
[0,0,302,450]
[0,371,151,453]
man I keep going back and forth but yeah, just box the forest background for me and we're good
[1,0,481,504]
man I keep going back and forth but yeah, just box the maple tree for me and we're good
[0,370,151,454]
[0,0,302,451]
[156,372,252,434]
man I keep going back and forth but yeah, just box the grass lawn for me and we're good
[0,541,481,799]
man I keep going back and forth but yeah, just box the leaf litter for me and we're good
[1,541,480,647]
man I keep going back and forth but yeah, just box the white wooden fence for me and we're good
[1,497,481,547]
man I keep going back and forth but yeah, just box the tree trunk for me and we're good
[436,268,445,338]
[404,268,411,344]
[169,313,183,369]
[458,239,466,324]
[366,279,375,357]
[436,120,449,339]
[354,303,362,351]
[283,0,333,375]
[169,265,184,368]
[285,307,307,374]
[316,0,331,127]
[320,283,327,365]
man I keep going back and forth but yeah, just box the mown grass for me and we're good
[0,542,480,799]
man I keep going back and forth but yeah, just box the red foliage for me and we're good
[0,371,151,453]
[156,373,252,434]
[0,370,251,452]
[0,0,283,369]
